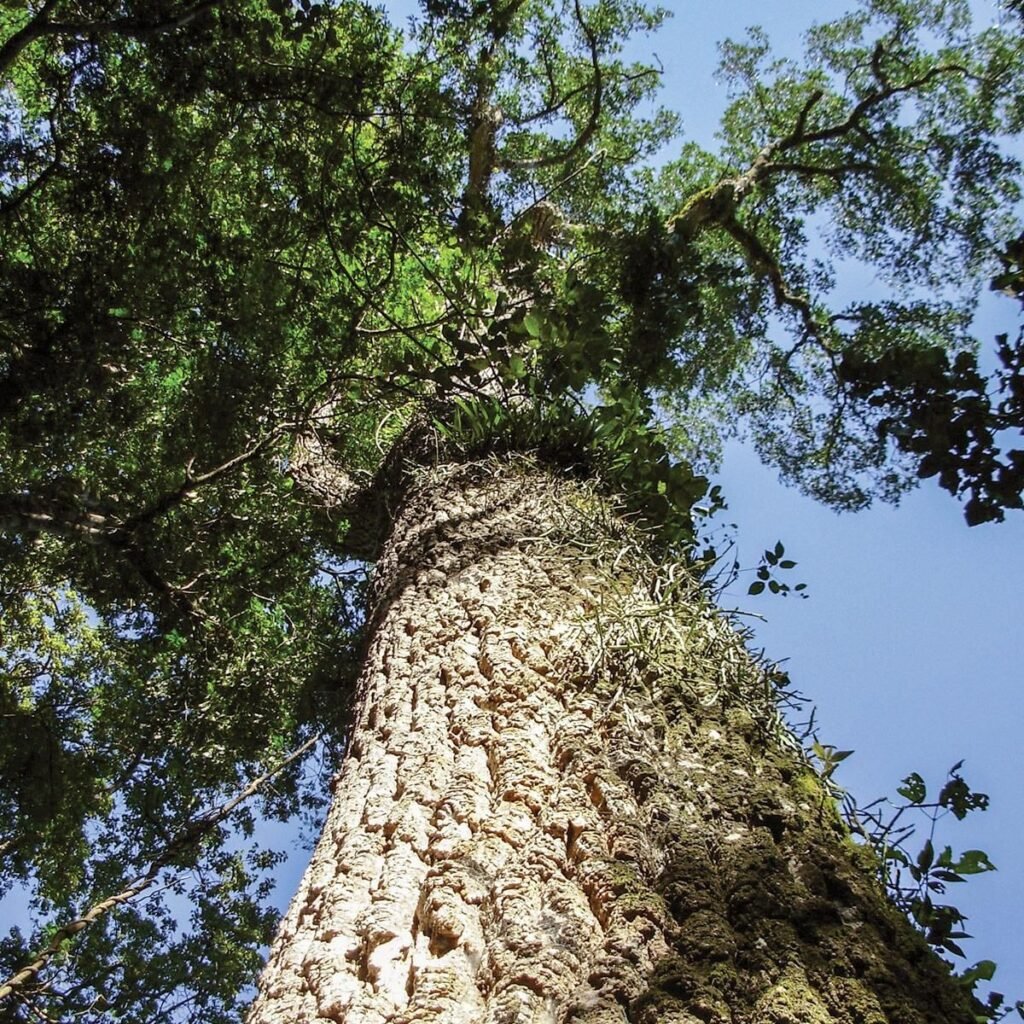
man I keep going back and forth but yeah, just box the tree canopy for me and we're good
[0,0,1021,1019]
[840,231,1024,524]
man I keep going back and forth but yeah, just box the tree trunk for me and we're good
[248,456,974,1024]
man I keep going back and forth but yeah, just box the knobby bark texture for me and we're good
[249,456,974,1024]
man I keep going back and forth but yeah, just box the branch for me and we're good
[463,99,503,217]
[500,146,606,237]
[0,430,291,620]
[0,0,222,75]
[0,492,121,544]
[762,159,878,180]
[784,87,826,146]
[516,80,594,126]
[719,214,836,363]
[0,491,204,619]
[121,426,292,532]
[290,420,369,514]
[666,179,741,241]
[666,56,968,240]
[501,0,603,171]
[457,0,529,223]
[339,125,472,328]
[516,66,657,127]
[288,403,387,560]
[0,733,320,1005]
[785,63,967,150]
[0,0,60,76]
[0,138,63,217]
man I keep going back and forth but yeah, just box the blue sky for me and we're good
[717,434,1024,999]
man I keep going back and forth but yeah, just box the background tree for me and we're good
[0,0,1021,1020]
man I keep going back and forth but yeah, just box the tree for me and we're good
[0,0,1020,1020]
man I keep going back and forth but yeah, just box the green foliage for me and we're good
[840,235,1024,525]
[810,740,855,785]
[844,764,1022,1021]
[746,539,807,598]
[689,0,1022,507]
[431,389,713,549]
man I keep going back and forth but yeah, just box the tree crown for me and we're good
[0,0,1021,1018]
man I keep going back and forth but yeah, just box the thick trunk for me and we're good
[249,457,974,1024]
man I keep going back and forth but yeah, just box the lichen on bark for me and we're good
[248,455,977,1024]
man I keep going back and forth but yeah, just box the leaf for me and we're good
[951,850,996,875]
[939,775,990,819]
[897,772,926,803]
[748,581,765,595]
[886,848,910,868]
[959,960,998,987]
[917,839,934,873]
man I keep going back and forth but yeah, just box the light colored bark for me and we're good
[249,457,975,1024]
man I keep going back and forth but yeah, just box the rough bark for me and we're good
[249,456,975,1024]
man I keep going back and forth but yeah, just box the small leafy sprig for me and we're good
[747,540,807,597]
[843,763,1021,1022]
